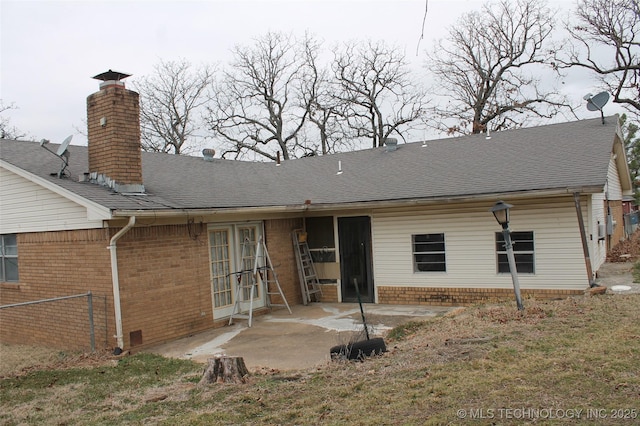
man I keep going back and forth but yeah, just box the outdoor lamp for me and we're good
[491,200,513,229]
[490,200,524,311]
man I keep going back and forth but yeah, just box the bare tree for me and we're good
[0,101,26,139]
[621,114,640,195]
[135,59,213,155]
[206,32,314,161]
[300,35,353,155]
[427,0,569,135]
[332,40,429,147]
[556,0,640,117]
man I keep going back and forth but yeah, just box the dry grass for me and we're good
[0,344,62,377]
[2,293,640,425]
[0,344,118,378]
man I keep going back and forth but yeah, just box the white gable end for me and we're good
[0,167,106,233]
[607,156,623,200]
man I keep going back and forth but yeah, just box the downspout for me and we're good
[108,216,136,352]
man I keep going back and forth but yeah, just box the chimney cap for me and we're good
[92,69,131,82]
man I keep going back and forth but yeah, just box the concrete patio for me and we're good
[144,303,454,371]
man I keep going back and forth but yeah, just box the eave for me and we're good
[111,185,605,218]
[0,159,113,221]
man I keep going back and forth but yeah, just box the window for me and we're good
[1,234,18,282]
[306,216,336,263]
[209,229,232,308]
[412,233,446,272]
[495,231,535,274]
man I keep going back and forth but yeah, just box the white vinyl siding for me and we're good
[0,168,104,233]
[607,157,623,200]
[372,197,589,292]
[590,192,607,271]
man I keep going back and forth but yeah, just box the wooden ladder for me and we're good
[292,229,323,305]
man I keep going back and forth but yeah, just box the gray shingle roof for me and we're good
[0,116,620,214]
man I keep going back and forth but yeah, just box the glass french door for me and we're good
[209,223,265,319]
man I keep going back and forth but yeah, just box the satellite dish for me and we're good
[586,91,609,111]
[584,91,610,124]
[39,135,73,178]
[56,135,73,156]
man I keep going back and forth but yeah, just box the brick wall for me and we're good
[318,284,339,303]
[377,286,583,306]
[1,220,310,352]
[0,229,112,350]
[87,85,143,185]
[115,223,215,349]
[264,218,304,305]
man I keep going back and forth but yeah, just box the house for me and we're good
[0,72,632,353]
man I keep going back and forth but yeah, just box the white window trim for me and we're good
[412,233,447,273]
[495,231,535,274]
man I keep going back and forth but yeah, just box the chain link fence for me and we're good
[0,292,108,352]
[624,211,640,237]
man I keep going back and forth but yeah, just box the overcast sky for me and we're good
[0,0,625,148]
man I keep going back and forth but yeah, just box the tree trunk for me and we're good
[199,355,249,384]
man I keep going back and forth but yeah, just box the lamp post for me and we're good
[490,201,524,311]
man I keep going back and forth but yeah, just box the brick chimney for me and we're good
[86,70,144,193]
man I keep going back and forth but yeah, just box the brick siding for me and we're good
[264,218,304,305]
[317,283,339,302]
[87,85,143,185]
[377,286,583,306]
[114,224,214,349]
[0,220,308,352]
[0,229,112,350]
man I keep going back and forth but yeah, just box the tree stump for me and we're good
[199,355,249,385]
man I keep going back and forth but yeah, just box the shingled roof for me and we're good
[0,116,625,215]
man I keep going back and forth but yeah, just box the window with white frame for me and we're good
[1,234,18,282]
[412,233,446,272]
[495,231,535,274]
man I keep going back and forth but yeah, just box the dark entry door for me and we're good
[338,216,373,303]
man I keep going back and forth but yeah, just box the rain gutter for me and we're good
[111,186,605,218]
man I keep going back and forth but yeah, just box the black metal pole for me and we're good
[353,278,370,340]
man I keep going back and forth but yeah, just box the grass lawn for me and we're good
[1,293,639,425]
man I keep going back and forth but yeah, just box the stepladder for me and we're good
[292,229,323,305]
[228,236,291,327]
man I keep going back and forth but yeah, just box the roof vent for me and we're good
[202,148,216,161]
[384,138,398,152]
